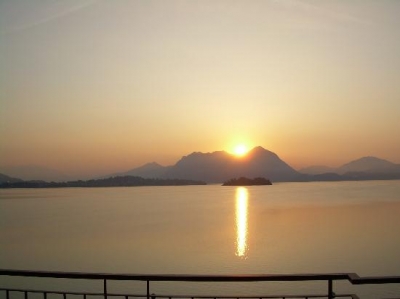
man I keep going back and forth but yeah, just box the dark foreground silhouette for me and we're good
[3,269,398,299]
[0,175,206,188]
[222,177,272,186]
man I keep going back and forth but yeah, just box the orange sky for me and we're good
[1,1,400,178]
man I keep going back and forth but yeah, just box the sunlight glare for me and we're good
[233,144,249,157]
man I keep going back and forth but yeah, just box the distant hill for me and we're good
[113,146,303,183]
[299,156,400,176]
[0,165,70,182]
[112,162,170,179]
[337,156,400,174]
[298,156,400,181]
[0,173,23,184]
[0,175,206,188]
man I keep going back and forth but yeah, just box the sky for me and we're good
[1,0,400,178]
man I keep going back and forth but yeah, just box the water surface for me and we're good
[1,180,400,297]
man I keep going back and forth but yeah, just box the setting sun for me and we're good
[233,144,249,157]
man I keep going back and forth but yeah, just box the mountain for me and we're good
[165,146,304,182]
[299,156,400,176]
[0,165,70,182]
[103,149,400,184]
[337,156,400,174]
[298,156,400,181]
[0,173,23,184]
[112,162,169,178]
[233,146,302,181]
[115,146,303,183]
[164,150,234,182]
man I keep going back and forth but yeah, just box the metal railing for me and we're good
[1,269,400,299]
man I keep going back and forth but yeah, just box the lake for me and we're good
[1,180,400,298]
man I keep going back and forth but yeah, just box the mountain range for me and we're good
[0,165,70,182]
[299,156,400,175]
[1,147,400,183]
[104,147,400,183]
[106,147,302,183]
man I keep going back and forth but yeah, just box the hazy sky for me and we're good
[1,0,400,177]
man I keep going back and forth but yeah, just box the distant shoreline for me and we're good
[0,175,206,189]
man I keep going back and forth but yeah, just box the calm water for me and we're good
[1,180,400,298]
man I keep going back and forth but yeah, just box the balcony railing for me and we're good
[1,269,400,299]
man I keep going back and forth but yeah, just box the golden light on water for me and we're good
[235,187,249,258]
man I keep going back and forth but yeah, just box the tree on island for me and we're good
[222,177,272,186]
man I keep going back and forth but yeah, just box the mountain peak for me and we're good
[338,156,398,174]
[142,162,163,168]
[250,146,266,152]
[247,146,278,158]
[350,156,391,163]
[341,156,394,167]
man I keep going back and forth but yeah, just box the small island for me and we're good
[222,177,272,186]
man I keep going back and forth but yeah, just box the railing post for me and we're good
[147,280,150,299]
[104,279,108,299]
[6,290,9,299]
[328,279,333,299]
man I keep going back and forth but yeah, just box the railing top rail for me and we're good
[1,269,399,284]
[0,269,350,282]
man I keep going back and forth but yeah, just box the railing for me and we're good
[1,269,400,299]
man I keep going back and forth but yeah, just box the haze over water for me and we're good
[1,181,400,298]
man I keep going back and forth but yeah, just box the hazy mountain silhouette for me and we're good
[5,149,398,184]
[0,165,70,182]
[163,150,233,183]
[337,156,400,174]
[106,162,170,179]
[299,156,400,176]
[0,173,23,183]
[112,148,400,183]
[230,146,302,182]
[115,146,303,183]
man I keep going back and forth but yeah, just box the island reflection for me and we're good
[235,187,249,258]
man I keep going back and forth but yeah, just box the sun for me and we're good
[233,144,249,157]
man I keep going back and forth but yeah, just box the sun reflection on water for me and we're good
[235,187,249,258]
